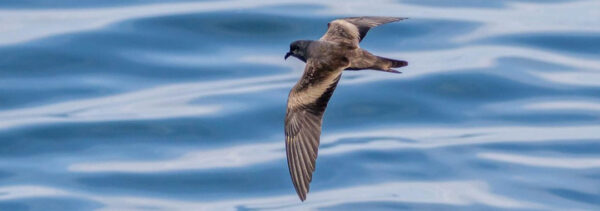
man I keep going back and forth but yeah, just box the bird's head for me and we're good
[285,40,311,62]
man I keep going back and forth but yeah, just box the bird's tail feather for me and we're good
[377,56,408,68]
[371,56,407,73]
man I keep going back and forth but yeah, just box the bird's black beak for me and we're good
[284,52,292,60]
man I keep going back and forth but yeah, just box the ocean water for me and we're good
[0,0,599,210]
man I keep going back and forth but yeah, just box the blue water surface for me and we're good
[0,0,599,210]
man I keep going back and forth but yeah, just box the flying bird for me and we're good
[283,16,408,201]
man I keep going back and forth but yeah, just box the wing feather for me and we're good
[285,60,342,201]
[320,16,407,48]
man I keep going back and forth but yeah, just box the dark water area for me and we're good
[0,0,599,210]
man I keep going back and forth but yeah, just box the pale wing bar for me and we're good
[342,16,407,41]
[320,16,407,47]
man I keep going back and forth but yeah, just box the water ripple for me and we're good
[1,0,599,210]
[478,152,600,169]
[0,181,541,211]
[69,124,600,173]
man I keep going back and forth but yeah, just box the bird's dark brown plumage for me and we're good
[284,16,407,201]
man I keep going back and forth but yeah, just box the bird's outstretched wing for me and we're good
[320,16,407,48]
[285,59,343,201]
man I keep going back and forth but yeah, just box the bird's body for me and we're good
[284,16,408,201]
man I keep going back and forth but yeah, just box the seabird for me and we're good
[283,16,408,201]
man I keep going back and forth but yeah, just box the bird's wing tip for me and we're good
[297,191,307,201]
